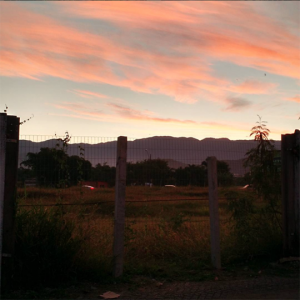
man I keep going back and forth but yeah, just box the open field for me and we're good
[13,185,282,289]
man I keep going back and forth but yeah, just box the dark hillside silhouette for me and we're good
[19,136,281,176]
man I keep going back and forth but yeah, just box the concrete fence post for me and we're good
[1,115,20,289]
[113,136,127,277]
[206,156,221,270]
[294,130,300,256]
[282,130,300,256]
[0,113,7,292]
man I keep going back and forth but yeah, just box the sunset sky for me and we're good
[0,1,299,141]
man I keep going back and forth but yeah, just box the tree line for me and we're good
[18,148,235,188]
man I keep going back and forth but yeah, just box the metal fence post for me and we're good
[0,113,7,292]
[206,156,221,270]
[113,136,127,277]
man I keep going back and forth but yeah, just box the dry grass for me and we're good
[15,185,281,282]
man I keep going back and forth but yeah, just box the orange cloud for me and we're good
[51,101,254,137]
[228,80,277,94]
[52,102,107,119]
[72,90,108,99]
[0,1,299,105]
[107,103,196,124]
[286,95,300,103]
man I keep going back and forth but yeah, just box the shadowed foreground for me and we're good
[7,275,299,299]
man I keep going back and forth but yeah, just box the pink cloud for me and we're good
[286,95,300,103]
[228,80,277,94]
[52,102,106,119]
[53,99,300,138]
[107,103,196,124]
[0,2,299,105]
[73,90,108,99]
[52,101,197,125]
[51,101,254,136]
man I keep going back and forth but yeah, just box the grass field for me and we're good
[13,185,282,288]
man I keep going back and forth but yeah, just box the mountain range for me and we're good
[19,136,281,176]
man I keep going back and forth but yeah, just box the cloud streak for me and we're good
[72,90,108,99]
[228,80,277,94]
[224,97,252,111]
[51,101,255,136]
[108,103,196,124]
[0,1,299,106]
[286,95,300,103]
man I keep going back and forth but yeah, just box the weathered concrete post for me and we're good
[294,130,300,256]
[113,136,127,277]
[206,156,221,269]
[1,115,20,289]
[282,130,300,256]
[0,113,7,292]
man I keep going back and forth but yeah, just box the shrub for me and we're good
[13,206,83,288]
[224,190,282,262]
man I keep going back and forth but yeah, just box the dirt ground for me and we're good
[7,275,299,300]
[4,261,299,299]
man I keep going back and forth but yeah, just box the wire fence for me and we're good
[17,134,267,219]
[18,135,281,191]
[15,134,276,274]
[16,135,265,231]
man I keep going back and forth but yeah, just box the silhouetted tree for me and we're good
[217,161,234,186]
[21,149,92,187]
[68,155,92,185]
[21,148,69,186]
[244,116,280,197]
[127,159,172,186]
[175,164,207,186]
[91,163,116,186]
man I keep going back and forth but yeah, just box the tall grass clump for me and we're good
[13,206,83,288]
[222,190,282,264]
[221,117,283,264]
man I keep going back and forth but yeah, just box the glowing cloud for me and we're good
[107,103,196,124]
[286,95,300,103]
[228,80,277,94]
[0,1,299,106]
[72,90,108,99]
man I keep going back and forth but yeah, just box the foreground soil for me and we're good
[4,263,299,300]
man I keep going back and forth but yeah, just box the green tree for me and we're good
[224,117,282,259]
[21,133,92,187]
[91,163,116,186]
[68,155,92,186]
[21,149,93,187]
[217,161,234,187]
[244,116,280,197]
[175,164,206,186]
[201,160,234,187]
[127,159,172,186]
[244,116,281,225]
[21,147,69,187]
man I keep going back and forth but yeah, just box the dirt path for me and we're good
[119,277,300,300]
[0,276,300,300]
